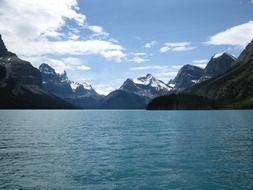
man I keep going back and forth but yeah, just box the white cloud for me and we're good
[62,57,82,66]
[44,58,71,73]
[193,59,209,64]
[77,65,91,71]
[192,59,208,68]
[128,57,148,64]
[171,65,183,70]
[157,72,178,77]
[0,0,85,39]
[134,53,147,56]
[88,25,109,37]
[101,50,126,62]
[128,52,149,64]
[160,42,196,53]
[88,26,103,33]
[68,33,80,40]
[144,40,158,48]
[206,21,253,47]
[24,56,91,73]
[129,66,169,71]
[63,57,91,71]
[0,0,125,63]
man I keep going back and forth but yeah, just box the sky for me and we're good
[0,0,253,95]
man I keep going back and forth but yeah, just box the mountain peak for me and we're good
[134,74,155,85]
[146,73,153,78]
[39,63,57,75]
[199,52,236,81]
[237,39,253,64]
[123,74,171,92]
[0,34,11,57]
[0,34,16,57]
[169,64,204,91]
[0,34,8,55]
[212,52,236,60]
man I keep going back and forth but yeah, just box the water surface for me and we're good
[0,110,252,189]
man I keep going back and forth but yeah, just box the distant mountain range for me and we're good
[148,39,253,110]
[99,74,171,109]
[1,33,253,109]
[40,63,104,109]
[168,52,236,92]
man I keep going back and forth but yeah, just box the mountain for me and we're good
[0,34,76,109]
[99,74,171,109]
[121,74,171,97]
[199,52,236,81]
[147,39,253,109]
[237,39,253,63]
[99,90,149,109]
[40,63,103,108]
[168,65,204,91]
[188,40,253,102]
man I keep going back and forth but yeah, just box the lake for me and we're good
[0,110,252,189]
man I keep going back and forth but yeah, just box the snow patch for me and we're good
[213,52,224,59]
[132,74,171,91]
[71,81,92,91]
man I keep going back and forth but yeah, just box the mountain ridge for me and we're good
[0,34,77,109]
[147,39,253,110]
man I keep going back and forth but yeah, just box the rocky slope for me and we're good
[99,74,171,109]
[199,52,236,81]
[147,39,253,109]
[168,53,236,92]
[168,65,204,91]
[40,63,103,108]
[0,34,76,109]
[188,40,253,101]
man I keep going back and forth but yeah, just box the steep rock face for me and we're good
[0,34,15,57]
[0,34,75,109]
[40,63,73,97]
[40,63,103,108]
[168,65,204,91]
[100,74,171,109]
[0,35,41,87]
[199,53,236,81]
[237,39,253,64]
[187,40,253,100]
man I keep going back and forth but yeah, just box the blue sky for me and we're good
[0,0,253,94]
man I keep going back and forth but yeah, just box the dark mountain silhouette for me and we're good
[0,34,76,109]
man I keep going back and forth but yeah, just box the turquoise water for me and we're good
[0,110,252,190]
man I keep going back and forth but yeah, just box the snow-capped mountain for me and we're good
[70,81,97,96]
[99,74,171,109]
[187,39,253,101]
[168,65,204,92]
[120,74,171,98]
[39,63,103,108]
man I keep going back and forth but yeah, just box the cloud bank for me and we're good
[0,0,125,66]
[160,42,195,53]
[206,21,253,47]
